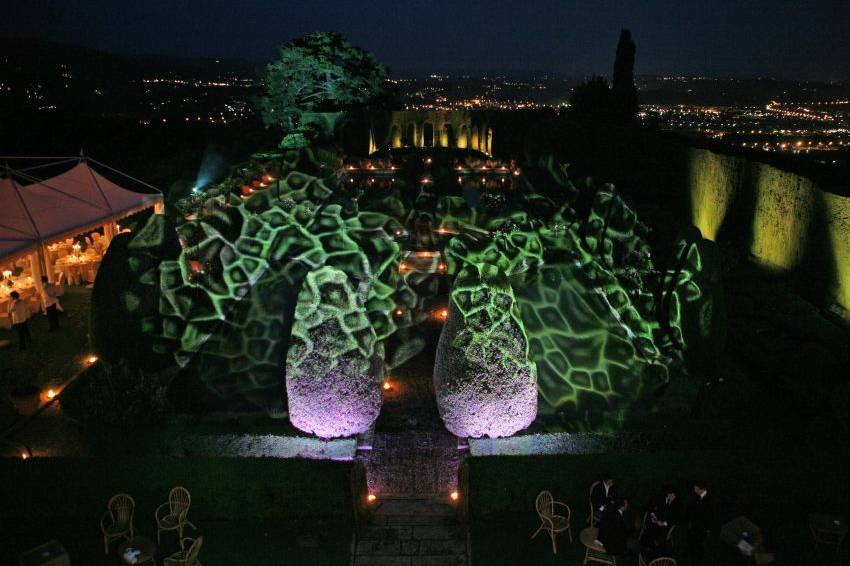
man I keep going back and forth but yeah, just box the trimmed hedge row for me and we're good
[2,457,356,523]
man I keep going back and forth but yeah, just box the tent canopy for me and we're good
[0,176,40,261]
[0,158,162,264]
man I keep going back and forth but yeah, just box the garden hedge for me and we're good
[2,457,356,523]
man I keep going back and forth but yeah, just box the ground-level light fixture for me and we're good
[85,355,99,366]
[383,380,392,391]
[20,452,29,460]
[367,494,377,503]
[46,389,56,400]
[450,491,459,502]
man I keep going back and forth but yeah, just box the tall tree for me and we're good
[259,32,389,132]
[612,29,638,121]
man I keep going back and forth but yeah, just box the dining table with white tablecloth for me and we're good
[54,252,101,286]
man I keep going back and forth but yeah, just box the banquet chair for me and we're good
[532,490,572,554]
[87,261,101,283]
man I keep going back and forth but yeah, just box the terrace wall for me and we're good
[683,146,850,314]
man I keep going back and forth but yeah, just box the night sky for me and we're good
[5,0,849,80]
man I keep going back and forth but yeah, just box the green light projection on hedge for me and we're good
[115,148,399,414]
[92,141,720,431]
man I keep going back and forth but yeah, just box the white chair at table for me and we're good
[87,260,101,283]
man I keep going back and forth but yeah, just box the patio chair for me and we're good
[156,486,196,544]
[532,490,573,554]
[100,493,135,554]
[639,524,678,566]
[588,480,601,527]
[164,536,203,566]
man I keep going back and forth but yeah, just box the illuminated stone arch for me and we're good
[423,122,435,147]
[470,126,480,152]
[442,123,454,147]
[457,125,469,149]
[390,124,402,148]
[486,127,493,155]
[405,123,417,146]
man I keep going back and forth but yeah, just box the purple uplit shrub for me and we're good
[286,267,382,438]
[434,294,537,438]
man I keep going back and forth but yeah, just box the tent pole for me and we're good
[29,250,45,304]
[41,243,55,284]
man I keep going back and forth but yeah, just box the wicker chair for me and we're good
[100,493,135,554]
[588,480,601,527]
[156,486,196,544]
[164,536,203,566]
[532,490,573,554]
[638,523,678,566]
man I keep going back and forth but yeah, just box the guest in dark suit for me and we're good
[598,498,633,556]
[591,473,618,518]
[641,486,679,562]
[688,481,715,566]
[652,485,681,528]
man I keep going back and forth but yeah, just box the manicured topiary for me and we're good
[434,274,537,438]
[286,266,382,438]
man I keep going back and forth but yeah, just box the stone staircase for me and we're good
[353,497,468,566]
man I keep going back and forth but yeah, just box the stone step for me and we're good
[372,513,455,527]
[354,557,467,566]
[372,498,457,517]
[360,525,462,544]
[356,538,466,557]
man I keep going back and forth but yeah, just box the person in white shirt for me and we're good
[7,291,33,350]
[39,276,60,331]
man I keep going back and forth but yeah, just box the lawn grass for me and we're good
[0,287,93,425]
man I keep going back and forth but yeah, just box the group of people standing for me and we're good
[591,473,715,565]
[6,276,62,350]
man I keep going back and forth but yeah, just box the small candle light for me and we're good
[21,452,29,460]
[46,389,56,400]
[85,355,99,366]
[383,381,392,391]
[450,491,459,502]
[367,494,377,503]
[394,308,404,317]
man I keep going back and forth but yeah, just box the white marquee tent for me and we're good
[0,156,163,295]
